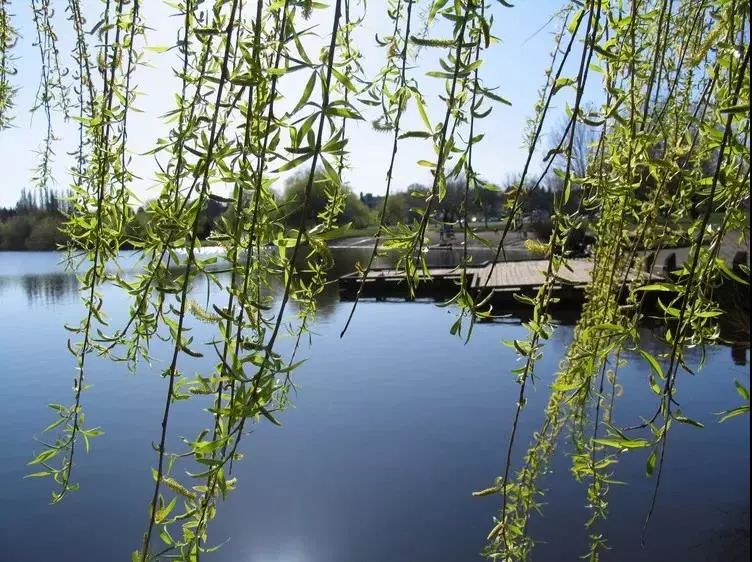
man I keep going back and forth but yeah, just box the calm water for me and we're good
[0,251,748,562]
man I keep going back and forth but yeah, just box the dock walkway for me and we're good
[338,258,660,303]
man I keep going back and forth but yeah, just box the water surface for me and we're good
[0,251,748,561]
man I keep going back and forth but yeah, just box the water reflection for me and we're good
[0,271,79,306]
[21,273,79,306]
[694,502,750,562]
[731,345,748,366]
[2,247,750,345]
[0,251,749,562]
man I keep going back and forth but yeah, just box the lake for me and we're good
[0,250,748,561]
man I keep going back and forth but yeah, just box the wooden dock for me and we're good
[338,258,661,304]
[472,260,594,290]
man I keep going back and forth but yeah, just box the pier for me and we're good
[338,258,661,305]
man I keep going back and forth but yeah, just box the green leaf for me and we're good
[414,93,432,131]
[159,527,174,546]
[483,88,512,106]
[593,44,618,59]
[427,0,450,23]
[145,45,173,54]
[718,405,750,423]
[274,152,314,173]
[645,450,657,476]
[553,77,576,95]
[717,258,748,285]
[29,448,58,465]
[259,405,282,426]
[229,73,256,87]
[331,67,358,93]
[181,345,204,358]
[294,72,317,113]
[426,70,457,80]
[673,414,704,428]
[734,380,749,401]
[472,487,498,497]
[639,349,664,380]
[636,282,677,292]
[594,438,651,450]
[43,417,67,433]
[25,471,53,479]
[324,106,363,120]
[154,496,177,524]
[512,339,531,356]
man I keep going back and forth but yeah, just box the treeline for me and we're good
[0,188,229,251]
[1,174,561,251]
[0,188,70,250]
[280,171,560,231]
[363,179,557,227]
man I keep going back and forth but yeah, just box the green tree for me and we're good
[0,215,32,250]
[25,215,66,250]
[383,193,408,224]
[281,170,371,229]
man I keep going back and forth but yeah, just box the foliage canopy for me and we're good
[2,0,749,560]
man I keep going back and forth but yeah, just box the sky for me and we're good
[0,0,573,208]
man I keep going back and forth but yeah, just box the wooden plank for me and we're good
[340,258,661,293]
[350,267,461,280]
[472,259,653,289]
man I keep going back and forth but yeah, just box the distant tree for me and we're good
[0,188,70,249]
[124,207,149,248]
[436,178,466,222]
[383,193,407,224]
[0,215,33,249]
[341,192,371,229]
[197,198,228,239]
[474,181,504,226]
[25,216,66,250]
[502,174,554,217]
[280,170,372,229]
[545,116,598,214]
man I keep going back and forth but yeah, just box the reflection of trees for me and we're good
[0,276,10,297]
[267,275,340,322]
[730,346,748,366]
[694,502,750,562]
[209,263,340,323]
[21,273,79,306]
[716,282,750,347]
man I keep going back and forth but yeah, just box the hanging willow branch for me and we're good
[0,0,18,130]
[4,0,747,560]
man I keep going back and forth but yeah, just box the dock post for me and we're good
[644,251,656,274]
[663,252,676,279]
[732,250,748,276]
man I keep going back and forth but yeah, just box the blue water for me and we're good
[0,251,748,561]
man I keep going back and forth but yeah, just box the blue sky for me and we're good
[0,0,571,207]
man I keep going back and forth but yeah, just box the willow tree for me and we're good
[3,0,748,560]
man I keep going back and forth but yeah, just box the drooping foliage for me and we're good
[4,0,748,560]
